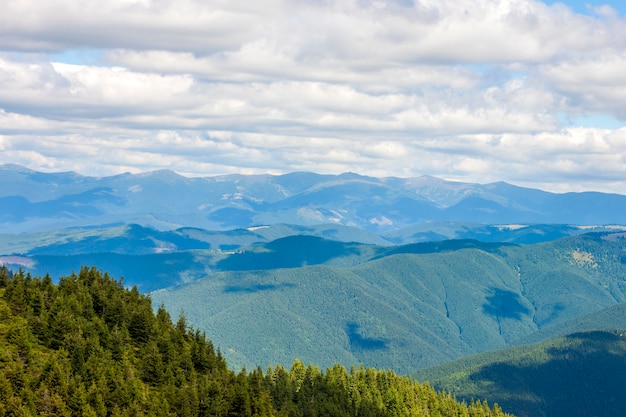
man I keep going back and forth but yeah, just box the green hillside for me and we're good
[0,265,512,417]
[517,302,626,344]
[413,330,626,417]
[152,233,626,373]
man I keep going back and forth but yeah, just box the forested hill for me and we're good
[0,266,512,417]
[414,329,626,417]
[151,233,626,373]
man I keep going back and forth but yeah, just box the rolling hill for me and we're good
[149,233,626,373]
[5,223,623,292]
[413,329,626,417]
[3,222,626,370]
[0,231,381,291]
[2,222,618,257]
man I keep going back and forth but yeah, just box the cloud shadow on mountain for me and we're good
[482,287,530,320]
[223,282,297,294]
[217,235,360,271]
[346,322,389,351]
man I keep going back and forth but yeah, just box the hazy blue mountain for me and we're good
[382,222,626,245]
[2,222,614,261]
[0,229,381,291]
[2,164,626,233]
[0,223,387,256]
[3,222,623,291]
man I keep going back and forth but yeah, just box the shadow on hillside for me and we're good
[461,331,626,417]
[30,224,212,256]
[217,235,360,271]
[374,239,513,260]
[223,282,297,294]
[346,322,389,351]
[31,251,200,292]
[208,207,256,228]
[482,287,530,320]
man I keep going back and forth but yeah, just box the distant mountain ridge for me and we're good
[3,223,625,294]
[2,164,626,233]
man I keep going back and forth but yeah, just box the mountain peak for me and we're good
[135,169,181,177]
[132,169,186,182]
[0,164,84,181]
[0,163,36,173]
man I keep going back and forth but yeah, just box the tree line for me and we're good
[0,265,512,416]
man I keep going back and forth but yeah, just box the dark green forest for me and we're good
[414,329,626,417]
[0,265,512,417]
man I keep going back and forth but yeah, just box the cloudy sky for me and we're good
[1,0,626,193]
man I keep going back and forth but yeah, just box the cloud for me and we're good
[0,0,269,53]
[540,53,626,117]
[1,0,626,194]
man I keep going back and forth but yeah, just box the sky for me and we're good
[1,0,626,194]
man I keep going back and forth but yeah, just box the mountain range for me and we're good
[3,165,626,417]
[2,164,626,234]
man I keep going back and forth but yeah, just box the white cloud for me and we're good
[1,0,626,193]
[540,53,626,118]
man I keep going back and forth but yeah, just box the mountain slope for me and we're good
[151,233,626,373]
[413,330,626,417]
[516,301,626,344]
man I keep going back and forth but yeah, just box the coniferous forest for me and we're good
[0,265,512,417]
